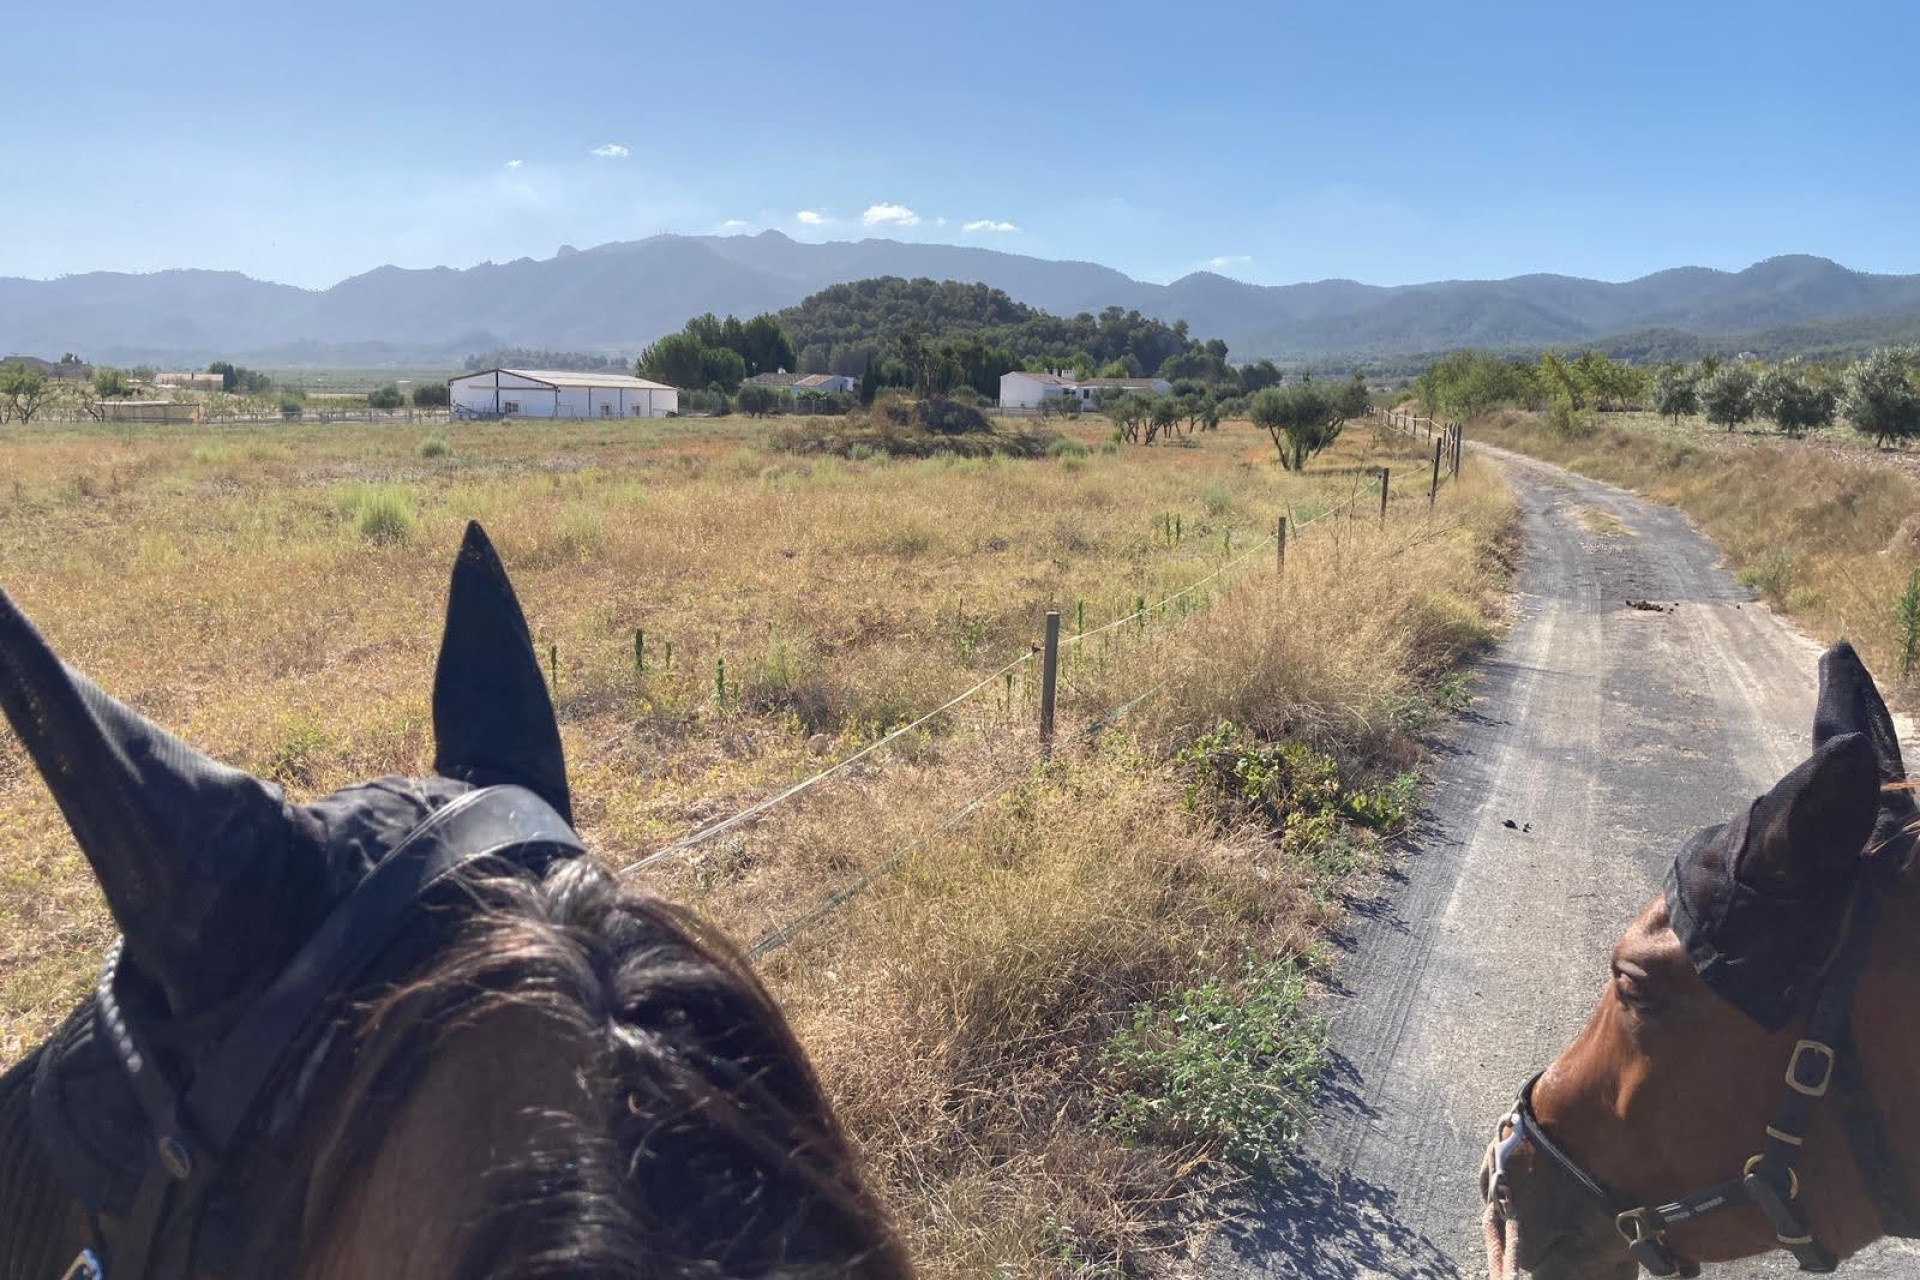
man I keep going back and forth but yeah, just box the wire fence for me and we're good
[618,414,1473,959]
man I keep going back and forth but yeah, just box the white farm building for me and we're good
[998,370,1170,410]
[449,368,678,419]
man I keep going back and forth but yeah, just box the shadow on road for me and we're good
[1210,1163,1464,1280]
[1204,1052,1464,1279]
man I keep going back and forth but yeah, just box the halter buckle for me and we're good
[1615,1206,1660,1246]
[1786,1040,1836,1097]
[1614,1208,1682,1278]
[60,1251,104,1280]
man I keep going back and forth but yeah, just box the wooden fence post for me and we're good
[1276,515,1288,576]
[1430,438,1442,511]
[1379,467,1390,523]
[1455,425,1464,475]
[1039,609,1060,749]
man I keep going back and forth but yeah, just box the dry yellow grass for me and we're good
[0,411,1514,1274]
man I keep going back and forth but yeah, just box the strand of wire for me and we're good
[617,647,1034,877]
[623,463,1408,881]
[749,679,1172,960]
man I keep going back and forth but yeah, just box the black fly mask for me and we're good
[1664,642,1915,1030]
[0,522,580,1278]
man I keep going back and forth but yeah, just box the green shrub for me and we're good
[1102,953,1328,1170]
[1047,437,1090,460]
[918,397,992,435]
[419,435,451,459]
[368,384,405,411]
[336,483,416,545]
[411,382,451,408]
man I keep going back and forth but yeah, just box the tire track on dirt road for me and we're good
[1196,447,1917,1278]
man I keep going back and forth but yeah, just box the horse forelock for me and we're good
[276,854,910,1280]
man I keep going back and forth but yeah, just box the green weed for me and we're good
[1101,952,1328,1170]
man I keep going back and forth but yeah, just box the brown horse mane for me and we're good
[251,852,911,1280]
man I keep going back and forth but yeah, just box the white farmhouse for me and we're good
[448,368,678,419]
[997,369,1171,409]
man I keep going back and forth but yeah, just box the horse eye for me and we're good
[1613,962,1654,1009]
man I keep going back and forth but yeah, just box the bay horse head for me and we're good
[0,522,910,1280]
[1481,642,1920,1279]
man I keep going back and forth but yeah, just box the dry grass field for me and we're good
[0,411,1514,1275]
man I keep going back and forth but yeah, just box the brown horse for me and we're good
[0,523,912,1280]
[1481,642,1920,1278]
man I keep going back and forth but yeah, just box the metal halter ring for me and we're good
[1744,1153,1800,1200]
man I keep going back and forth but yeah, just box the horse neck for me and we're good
[0,1050,89,1280]
[1853,867,1920,1190]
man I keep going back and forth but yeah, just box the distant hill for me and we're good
[4,234,1920,367]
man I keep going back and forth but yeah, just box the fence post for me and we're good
[1379,467,1390,523]
[1455,425,1464,475]
[1276,515,1288,576]
[1430,438,1443,511]
[1039,609,1060,750]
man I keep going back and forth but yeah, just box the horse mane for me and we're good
[277,853,912,1280]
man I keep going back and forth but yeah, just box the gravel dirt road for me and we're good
[1198,448,1918,1278]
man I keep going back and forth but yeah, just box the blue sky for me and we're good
[10,0,1917,289]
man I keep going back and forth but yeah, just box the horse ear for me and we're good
[1736,731,1880,895]
[431,522,571,822]
[1814,641,1916,856]
[0,588,302,1017]
[1815,642,1906,784]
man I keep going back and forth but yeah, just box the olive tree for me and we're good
[1653,363,1699,423]
[1700,362,1758,433]
[1147,394,1180,444]
[1250,383,1344,472]
[736,384,782,417]
[1754,365,1836,438]
[0,362,50,423]
[1840,348,1920,449]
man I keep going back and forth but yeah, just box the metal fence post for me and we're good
[1379,467,1390,523]
[1039,610,1060,749]
[1276,515,1288,576]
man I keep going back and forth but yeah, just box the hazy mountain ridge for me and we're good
[2,234,1916,367]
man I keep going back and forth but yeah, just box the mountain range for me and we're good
[5,232,1920,368]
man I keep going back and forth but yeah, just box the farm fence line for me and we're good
[615,410,1474,958]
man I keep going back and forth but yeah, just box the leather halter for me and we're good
[1485,852,1920,1276]
[61,785,586,1280]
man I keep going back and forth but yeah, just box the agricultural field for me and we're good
[0,411,1513,1276]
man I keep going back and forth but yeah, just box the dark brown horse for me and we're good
[0,523,911,1280]
[1481,643,1920,1278]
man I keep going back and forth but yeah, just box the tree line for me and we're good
[1413,346,1920,447]
[637,313,798,392]
[462,348,627,373]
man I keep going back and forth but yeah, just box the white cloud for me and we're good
[590,143,631,159]
[722,218,750,230]
[963,219,1019,234]
[1204,254,1253,269]
[862,202,921,228]
[504,159,523,169]
[796,209,827,226]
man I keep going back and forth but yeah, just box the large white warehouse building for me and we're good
[449,368,678,419]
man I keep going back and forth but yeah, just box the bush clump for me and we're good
[918,397,992,435]
[335,483,417,546]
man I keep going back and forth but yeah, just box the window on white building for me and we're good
[502,400,520,414]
